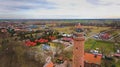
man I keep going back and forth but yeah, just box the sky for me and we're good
[0,0,120,19]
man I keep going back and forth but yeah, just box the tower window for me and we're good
[76,47,78,49]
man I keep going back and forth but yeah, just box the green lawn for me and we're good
[85,39,115,54]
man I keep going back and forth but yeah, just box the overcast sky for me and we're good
[0,0,120,19]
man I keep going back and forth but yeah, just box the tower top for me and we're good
[74,23,83,33]
[73,23,85,41]
[75,23,82,29]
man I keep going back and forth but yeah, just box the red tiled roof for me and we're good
[45,62,54,67]
[62,37,72,41]
[114,53,120,57]
[84,53,102,64]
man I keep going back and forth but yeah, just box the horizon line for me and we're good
[0,18,120,20]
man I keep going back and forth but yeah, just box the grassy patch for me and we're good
[54,27,74,34]
[116,60,120,67]
[83,26,110,33]
[85,39,115,53]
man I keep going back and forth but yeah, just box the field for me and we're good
[53,26,74,34]
[85,39,115,54]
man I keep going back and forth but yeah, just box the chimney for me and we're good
[94,54,97,58]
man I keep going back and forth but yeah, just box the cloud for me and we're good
[86,0,120,6]
[86,0,110,5]
[0,0,56,13]
[0,0,120,19]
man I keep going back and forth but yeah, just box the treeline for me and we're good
[57,20,120,28]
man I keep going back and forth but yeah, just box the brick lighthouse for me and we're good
[73,23,85,67]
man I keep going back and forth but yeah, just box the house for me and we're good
[114,53,120,58]
[0,28,7,33]
[61,37,72,42]
[84,53,102,67]
[0,28,9,38]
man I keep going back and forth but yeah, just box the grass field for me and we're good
[85,39,115,54]
[83,26,110,33]
[54,26,111,34]
[53,26,74,34]
[116,60,120,67]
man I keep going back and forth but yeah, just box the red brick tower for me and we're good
[73,23,85,67]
